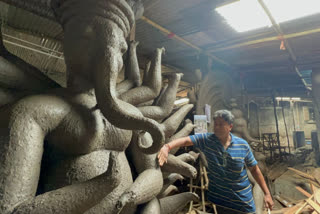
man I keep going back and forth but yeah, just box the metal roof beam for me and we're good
[206,27,320,53]
[257,0,311,90]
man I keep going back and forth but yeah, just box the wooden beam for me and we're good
[306,198,320,213]
[238,60,320,73]
[140,16,230,67]
[208,28,320,53]
[289,168,317,181]
[176,90,188,97]
[274,195,293,207]
[295,186,312,198]
[289,168,320,187]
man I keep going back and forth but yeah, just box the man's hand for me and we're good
[158,144,170,166]
[264,194,274,210]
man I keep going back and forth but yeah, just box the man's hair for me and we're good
[213,109,234,124]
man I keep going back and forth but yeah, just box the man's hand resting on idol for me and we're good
[158,144,170,166]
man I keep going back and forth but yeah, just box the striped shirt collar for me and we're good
[210,132,235,146]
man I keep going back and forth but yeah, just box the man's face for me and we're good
[213,117,233,138]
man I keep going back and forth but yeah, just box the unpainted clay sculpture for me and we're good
[121,103,197,212]
[159,192,200,214]
[230,98,261,143]
[160,173,184,196]
[0,0,199,213]
[37,80,197,214]
[247,170,265,214]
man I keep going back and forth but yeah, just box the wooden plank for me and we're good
[314,168,320,185]
[315,189,320,204]
[275,195,293,207]
[270,207,292,214]
[271,208,288,214]
[311,183,316,194]
[309,180,320,188]
[293,201,308,214]
[291,193,315,214]
[310,183,317,203]
[295,186,312,198]
[288,168,318,184]
[282,202,304,214]
[306,198,320,213]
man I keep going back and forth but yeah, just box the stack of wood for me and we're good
[271,168,320,214]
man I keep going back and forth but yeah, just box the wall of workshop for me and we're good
[248,101,316,148]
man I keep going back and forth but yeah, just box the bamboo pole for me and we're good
[203,166,209,189]
[200,162,206,212]
[188,178,194,212]
[187,184,203,190]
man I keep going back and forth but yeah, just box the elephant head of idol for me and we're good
[51,0,164,154]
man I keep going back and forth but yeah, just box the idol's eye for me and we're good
[120,41,128,54]
[120,46,127,54]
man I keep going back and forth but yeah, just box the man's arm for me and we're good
[248,165,274,210]
[158,136,194,166]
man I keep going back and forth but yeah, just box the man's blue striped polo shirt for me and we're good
[190,133,258,213]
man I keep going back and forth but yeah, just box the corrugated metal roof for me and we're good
[0,2,63,39]
[1,25,66,85]
[0,0,319,93]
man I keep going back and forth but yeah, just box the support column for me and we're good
[312,68,320,163]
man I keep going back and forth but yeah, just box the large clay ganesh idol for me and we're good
[0,0,199,213]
